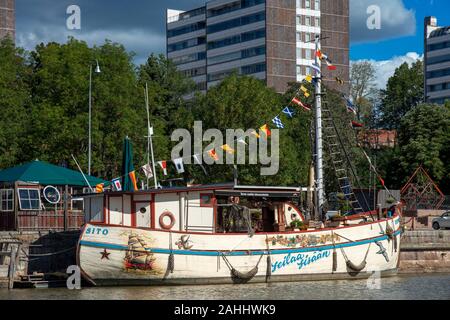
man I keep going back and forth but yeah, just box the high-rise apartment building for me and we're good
[0,0,15,41]
[166,0,349,93]
[424,16,450,105]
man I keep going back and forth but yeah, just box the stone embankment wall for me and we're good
[399,230,450,273]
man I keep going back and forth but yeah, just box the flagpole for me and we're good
[145,83,158,189]
[314,35,325,220]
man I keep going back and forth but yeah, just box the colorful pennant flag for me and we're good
[112,178,122,191]
[282,106,294,118]
[95,183,104,193]
[193,154,208,175]
[259,124,271,138]
[272,116,284,129]
[379,177,386,187]
[311,63,321,74]
[158,161,168,175]
[221,144,235,155]
[300,85,310,98]
[335,77,344,85]
[344,96,357,115]
[173,158,185,174]
[305,74,313,83]
[351,121,364,128]
[237,137,248,145]
[292,97,311,111]
[325,59,337,71]
[141,163,153,179]
[316,50,325,59]
[129,171,138,191]
[208,149,219,161]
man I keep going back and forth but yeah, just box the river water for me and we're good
[0,273,449,300]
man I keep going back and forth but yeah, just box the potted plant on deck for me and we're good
[290,220,307,231]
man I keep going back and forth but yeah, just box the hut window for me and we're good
[17,188,41,210]
[0,189,14,212]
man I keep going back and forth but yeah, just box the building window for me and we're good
[306,66,311,75]
[315,0,320,10]
[305,0,310,8]
[207,11,266,34]
[296,65,302,76]
[305,49,311,59]
[315,17,320,27]
[296,32,302,42]
[297,48,302,59]
[0,189,14,212]
[17,188,41,211]
[305,16,311,26]
[305,33,311,42]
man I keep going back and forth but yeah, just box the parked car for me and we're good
[432,212,450,230]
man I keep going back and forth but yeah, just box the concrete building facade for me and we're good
[166,0,349,93]
[424,16,450,105]
[0,0,15,41]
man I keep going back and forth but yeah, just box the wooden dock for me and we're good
[0,239,22,289]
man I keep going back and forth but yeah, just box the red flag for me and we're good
[379,177,385,187]
[208,149,219,161]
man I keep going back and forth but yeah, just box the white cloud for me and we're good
[351,52,423,90]
[350,0,416,43]
[16,26,166,65]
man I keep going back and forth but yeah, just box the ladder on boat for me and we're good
[320,101,365,215]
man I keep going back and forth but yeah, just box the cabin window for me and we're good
[200,193,214,207]
[17,188,41,210]
[0,189,14,212]
[72,198,84,211]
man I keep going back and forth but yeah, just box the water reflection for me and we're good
[1,274,449,300]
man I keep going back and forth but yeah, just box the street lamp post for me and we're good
[88,60,101,176]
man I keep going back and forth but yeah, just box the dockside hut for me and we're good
[0,160,106,231]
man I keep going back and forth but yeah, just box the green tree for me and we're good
[350,61,378,124]
[25,38,145,179]
[379,60,424,129]
[0,38,30,169]
[397,103,450,192]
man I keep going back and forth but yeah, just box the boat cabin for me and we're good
[83,185,308,234]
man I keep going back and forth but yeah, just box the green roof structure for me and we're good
[0,160,106,187]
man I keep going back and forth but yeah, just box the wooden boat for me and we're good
[77,36,401,286]
[77,185,401,286]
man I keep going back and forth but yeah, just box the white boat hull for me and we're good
[77,216,401,286]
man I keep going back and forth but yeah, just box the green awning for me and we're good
[0,160,106,187]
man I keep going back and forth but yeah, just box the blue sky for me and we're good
[14,0,450,89]
[351,0,450,60]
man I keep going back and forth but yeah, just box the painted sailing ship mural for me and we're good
[77,36,403,286]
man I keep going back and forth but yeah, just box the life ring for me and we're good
[159,211,176,230]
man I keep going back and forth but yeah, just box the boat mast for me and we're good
[314,35,325,219]
[145,83,158,189]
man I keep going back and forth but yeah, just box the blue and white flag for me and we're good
[344,95,357,115]
[311,63,321,74]
[282,107,295,118]
[272,116,284,129]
